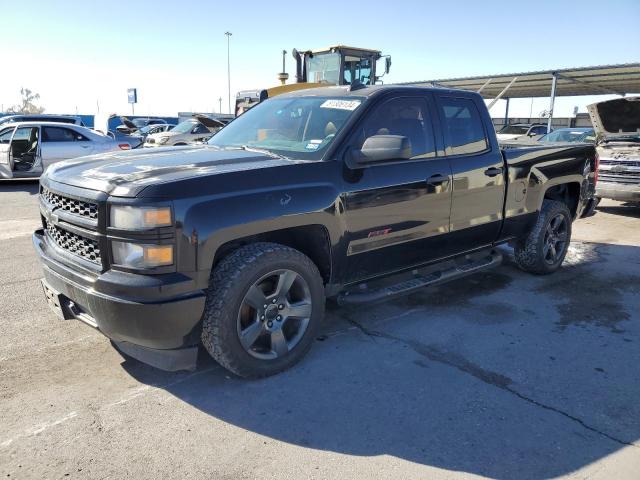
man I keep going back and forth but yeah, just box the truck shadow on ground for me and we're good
[597,203,640,219]
[123,241,640,480]
[0,179,39,195]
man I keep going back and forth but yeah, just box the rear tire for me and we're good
[201,242,324,378]
[514,200,572,275]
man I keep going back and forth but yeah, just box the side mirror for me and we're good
[385,56,392,74]
[350,135,411,166]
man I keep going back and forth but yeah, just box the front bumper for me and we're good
[596,181,640,203]
[33,229,206,371]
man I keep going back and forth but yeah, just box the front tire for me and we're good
[514,200,572,274]
[201,243,325,378]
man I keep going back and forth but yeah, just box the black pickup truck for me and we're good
[33,85,598,377]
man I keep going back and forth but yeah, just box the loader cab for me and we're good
[235,45,391,116]
[295,45,389,87]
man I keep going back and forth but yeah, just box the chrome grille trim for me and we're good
[45,221,101,264]
[41,187,98,220]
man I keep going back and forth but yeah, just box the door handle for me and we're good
[426,174,448,186]
[484,167,503,177]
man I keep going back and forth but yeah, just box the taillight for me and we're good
[118,143,131,150]
[593,152,599,185]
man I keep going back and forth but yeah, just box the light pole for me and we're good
[225,31,232,114]
[218,97,222,114]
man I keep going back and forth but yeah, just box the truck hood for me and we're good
[44,145,298,197]
[587,97,640,140]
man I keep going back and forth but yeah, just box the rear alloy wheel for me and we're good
[201,243,324,378]
[542,214,568,265]
[514,199,572,274]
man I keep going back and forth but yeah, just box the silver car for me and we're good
[0,121,131,179]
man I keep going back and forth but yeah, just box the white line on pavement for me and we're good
[0,411,78,449]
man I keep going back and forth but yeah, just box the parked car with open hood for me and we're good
[115,116,168,134]
[496,123,549,142]
[143,115,223,147]
[0,122,131,179]
[588,96,640,204]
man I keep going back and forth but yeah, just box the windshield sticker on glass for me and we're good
[320,100,361,111]
[305,143,320,150]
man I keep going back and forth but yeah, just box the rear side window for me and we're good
[43,127,88,142]
[438,97,488,155]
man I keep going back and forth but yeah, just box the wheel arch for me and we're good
[542,181,582,218]
[211,224,333,284]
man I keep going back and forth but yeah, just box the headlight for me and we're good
[112,241,174,268]
[158,136,170,144]
[110,206,172,230]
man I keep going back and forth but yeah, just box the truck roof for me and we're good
[279,84,480,99]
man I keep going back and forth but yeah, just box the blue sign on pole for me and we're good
[127,88,137,104]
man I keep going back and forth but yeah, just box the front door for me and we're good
[341,95,453,283]
[8,126,41,176]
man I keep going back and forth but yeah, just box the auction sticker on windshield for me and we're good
[320,100,361,111]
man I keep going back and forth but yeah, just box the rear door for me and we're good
[40,126,94,167]
[0,127,16,178]
[434,94,506,253]
[341,94,453,283]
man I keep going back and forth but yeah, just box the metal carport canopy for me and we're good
[400,63,640,98]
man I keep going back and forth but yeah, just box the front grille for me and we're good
[41,187,98,220]
[600,159,640,168]
[599,173,640,184]
[45,221,101,264]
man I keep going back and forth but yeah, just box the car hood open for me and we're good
[192,114,225,129]
[587,96,640,139]
[43,146,297,197]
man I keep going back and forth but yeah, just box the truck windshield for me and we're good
[208,96,364,160]
[306,53,341,84]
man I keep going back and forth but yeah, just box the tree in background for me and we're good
[7,88,45,114]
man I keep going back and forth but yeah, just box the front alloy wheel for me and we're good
[201,242,324,378]
[238,269,313,360]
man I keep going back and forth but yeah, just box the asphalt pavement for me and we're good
[1,180,639,479]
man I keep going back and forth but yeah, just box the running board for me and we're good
[337,249,503,305]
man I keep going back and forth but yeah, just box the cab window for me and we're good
[354,96,436,159]
[437,97,488,155]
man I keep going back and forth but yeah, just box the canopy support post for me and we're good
[504,97,510,127]
[547,73,558,133]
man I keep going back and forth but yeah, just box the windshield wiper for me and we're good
[237,145,288,159]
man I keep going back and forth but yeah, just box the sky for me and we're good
[1,0,639,119]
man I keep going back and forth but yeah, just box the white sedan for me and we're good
[0,121,132,179]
